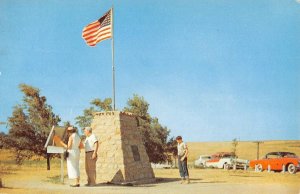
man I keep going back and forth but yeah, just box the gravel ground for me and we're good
[1,167,299,194]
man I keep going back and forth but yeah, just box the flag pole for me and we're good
[111,6,116,111]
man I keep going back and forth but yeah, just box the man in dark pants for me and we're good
[176,136,190,184]
[83,127,99,186]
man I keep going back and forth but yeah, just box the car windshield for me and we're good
[282,153,297,158]
[211,153,235,158]
[266,154,278,159]
[211,155,220,159]
[266,152,297,158]
[222,154,235,158]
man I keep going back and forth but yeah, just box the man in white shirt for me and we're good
[176,135,190,184]
[83,127,99,186]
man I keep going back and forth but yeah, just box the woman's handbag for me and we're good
[63,150,69,160]
[79,141,84,149]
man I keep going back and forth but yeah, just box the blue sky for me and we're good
[0,0,299,142]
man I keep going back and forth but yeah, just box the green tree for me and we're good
[165,137,178,157]
[6,84,61,164]
[123,94,150,120]
[75,98,112,128]
[0,132,8,149]
[124,94,170,163]
[90,98,112,111]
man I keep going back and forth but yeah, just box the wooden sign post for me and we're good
[44,126,67,183]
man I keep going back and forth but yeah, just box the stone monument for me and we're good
[79,111,155,184]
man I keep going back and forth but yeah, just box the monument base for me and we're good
[79,111,155,185]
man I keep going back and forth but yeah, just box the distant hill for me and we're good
[187,140,300,161]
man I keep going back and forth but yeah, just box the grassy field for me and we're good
[188,140,300,162]
[0,149,61,178]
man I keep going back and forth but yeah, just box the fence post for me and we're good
[61,153,64,183]
[243,164,247,171]
[47,153,50,170]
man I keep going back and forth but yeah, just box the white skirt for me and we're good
[67,149,80,179]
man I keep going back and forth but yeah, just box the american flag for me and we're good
[82,9,112,47]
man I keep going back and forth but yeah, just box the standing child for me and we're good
[176,136,190,184]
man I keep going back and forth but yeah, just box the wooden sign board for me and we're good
[47,145,64,154]
[44,126,67,149]
[44,125,67,183]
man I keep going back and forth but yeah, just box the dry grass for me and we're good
[0,149,18,176]
[188,140,300,162]
[0,149,61,179]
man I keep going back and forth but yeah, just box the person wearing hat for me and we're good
[54,126,81,187]
[83,127,99,186]
[176,135,190,184]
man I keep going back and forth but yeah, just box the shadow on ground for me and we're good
[45,176,226,188]
[0,186,15,189]
[86,177,225,188]
[155,177,181,183]
[229,174,263,178]
[80,178,204,188]
[45,175,68,184]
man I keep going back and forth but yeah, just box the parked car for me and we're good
[205,152,249,169]
[151,163,172,169]
[249,152,300,174]
[194,155,211,167]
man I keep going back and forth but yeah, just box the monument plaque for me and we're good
[131,145,141,162]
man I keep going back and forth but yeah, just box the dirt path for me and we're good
[1,179,299,194]
[1,167,300,194]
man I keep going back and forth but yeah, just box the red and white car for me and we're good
[194,155,212,167]
[206,152,249,169]
[249,152,300,174]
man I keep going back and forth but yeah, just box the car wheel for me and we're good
[223,163,230,170]
[287,164,296,174]
[256,164,263,172]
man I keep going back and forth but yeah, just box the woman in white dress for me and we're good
[60,126,81,187]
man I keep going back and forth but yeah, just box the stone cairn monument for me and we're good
[79,111,155,184]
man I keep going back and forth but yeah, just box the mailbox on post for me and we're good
[44,126,67,183]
